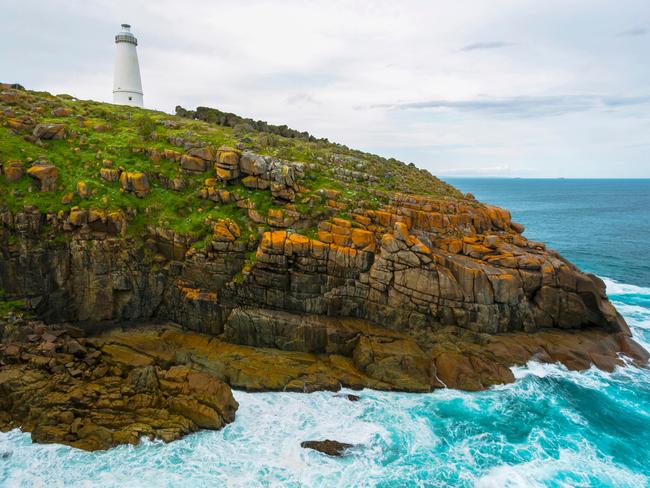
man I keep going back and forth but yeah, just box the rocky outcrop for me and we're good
[231,198,628,338]
[239,151,305,201]
[214,146,241,181]
[0,193,644,388]
[0,319,238,451]
[52,107,72,117]
[1,84,647,454]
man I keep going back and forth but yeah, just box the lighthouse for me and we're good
[113,24,143,107]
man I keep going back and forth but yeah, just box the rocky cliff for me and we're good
[0,84,647,451]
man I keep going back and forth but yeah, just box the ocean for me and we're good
[2,178,649,487]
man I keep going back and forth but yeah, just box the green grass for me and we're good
[0,289,28,316]
[0,298,26,316]
[0,86,463,247]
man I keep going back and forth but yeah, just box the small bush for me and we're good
[136,115,156,139]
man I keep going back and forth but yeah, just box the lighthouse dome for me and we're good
[115,23,137,45]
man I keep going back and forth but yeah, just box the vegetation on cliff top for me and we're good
[0,84,462,246]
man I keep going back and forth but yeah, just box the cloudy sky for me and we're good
[2,0,649,177]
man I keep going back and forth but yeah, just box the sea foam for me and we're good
[1,275,649,487]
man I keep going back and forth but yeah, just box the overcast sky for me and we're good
[2,0,649,177]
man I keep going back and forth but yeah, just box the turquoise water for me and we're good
[2,179,650,487]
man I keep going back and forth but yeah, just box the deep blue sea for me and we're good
[2,179,650,487]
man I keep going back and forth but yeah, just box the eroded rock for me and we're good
[0,321,238,451]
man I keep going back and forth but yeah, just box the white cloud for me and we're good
[1,0,649,177]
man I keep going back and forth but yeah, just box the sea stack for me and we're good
[112,23,143,107]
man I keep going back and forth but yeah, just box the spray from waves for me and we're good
[602,277,650,297]
[613,302,650,329]
[603,276,650,312]
[601,276,650,352]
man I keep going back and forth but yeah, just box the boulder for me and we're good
[215,146,240,181]
[187,147,214,161]
[52,107,73,117]
[0,323,238,452]
[240,152,269,175]
[5,116,34,131]
[163,149,182,162]
[334,393,361,401]
[119,171,149,197]
[33,123,66,140]
[2,161,24,182]
[100,167,120,182]
[26,162,58,191]
[241,175,271,190]
[181,154,208,172]
[76,181,90,199]
[60,192,73,204]
[213,219,241,242]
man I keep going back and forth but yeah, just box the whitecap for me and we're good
[602,277,650,296]
[475,440,648,488]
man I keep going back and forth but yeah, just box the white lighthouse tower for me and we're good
[112,24,143,107]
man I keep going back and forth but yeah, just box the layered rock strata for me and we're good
[1,193,644,383]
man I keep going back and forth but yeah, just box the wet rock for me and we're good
[334,393,360,401]
[301,440,354,456]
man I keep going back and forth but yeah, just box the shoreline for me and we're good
[1,316,647,452]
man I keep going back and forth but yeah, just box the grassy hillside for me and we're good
[0,84,463,248]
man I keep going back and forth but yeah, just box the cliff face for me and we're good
[0,84,648,450]
[0,190,642,395]
[0,186,627,337]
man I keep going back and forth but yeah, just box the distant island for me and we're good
[0,83,647,451]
